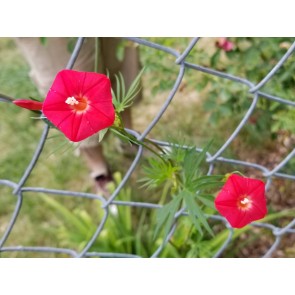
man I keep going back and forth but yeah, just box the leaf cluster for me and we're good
[203,37,295,140]
[111,68,144,114]
[140,142,224,243]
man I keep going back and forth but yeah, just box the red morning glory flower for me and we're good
[214,174,267,228]
[42,69,115,142]
[216,37,234,52]
[13,99,43,111]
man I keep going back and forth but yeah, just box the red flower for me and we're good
[13,99,43,111]
[42,70,115,142]
[214,174,267,228]
[216,37,234,52]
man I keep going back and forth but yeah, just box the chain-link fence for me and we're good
[0,37,294,258]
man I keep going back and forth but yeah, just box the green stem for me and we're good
[110,126,166,163]
[230,171,245,177]
[168,239,180,251]
[0,93,14,103]
[159,181,171,205]
[184,224,194,245]
[115,111,167,156]
[143,137,167,154]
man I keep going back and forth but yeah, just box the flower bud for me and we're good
[13,99,43,111]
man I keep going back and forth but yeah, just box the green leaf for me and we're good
[182,191,202,234]
[40,194,90,235]
[115,73,122,106]
[193,175,224,183]
[210,50,221,68]
[194,180,225,192]
[154,195,182,241]
[119,72,126,99]
[98,128,109,142]
[112,68,144,113]
[124,67,144,103]
[198,194,215,209]
[183,147,199,183]
[244,47,261,71]
[194,140,213,171]
[140,156,178,189]
[183,190,214,236]
[190,175,224,192]
[183,140,213,185]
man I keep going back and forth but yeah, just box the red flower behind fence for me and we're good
[42,69,115,142]
[214,174,267,228]
[216,37,234,52]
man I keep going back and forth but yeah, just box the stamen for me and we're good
[65,96,79,106]
[240,197,250,205]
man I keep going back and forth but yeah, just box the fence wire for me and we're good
[0,37,294,258]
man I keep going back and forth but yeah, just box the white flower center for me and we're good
[240,197,250,205]
[65,96,79,106]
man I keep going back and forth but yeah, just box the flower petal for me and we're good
[42,69,115,142]
[215,174,267,228]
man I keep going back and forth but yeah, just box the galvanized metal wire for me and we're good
[0,37,294,258]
